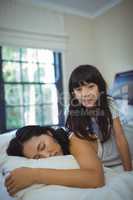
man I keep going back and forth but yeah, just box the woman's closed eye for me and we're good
[75,87,82,92]
[32,143,46,159]
[38,143,45,151]
[33,154,41,159]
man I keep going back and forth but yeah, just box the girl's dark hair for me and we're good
[7,125,70,157]
[65,64,113,142]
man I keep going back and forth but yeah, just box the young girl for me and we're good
[5,125,104,196]
[66,64,132,171]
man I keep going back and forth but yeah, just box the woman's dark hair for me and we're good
[7,125,70,157]
[65,64,113,142]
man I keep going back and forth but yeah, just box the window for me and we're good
[0,46,64,133]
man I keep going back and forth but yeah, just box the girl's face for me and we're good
[73,82,100,108]
[23,132,63,159]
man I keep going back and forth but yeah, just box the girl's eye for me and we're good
[75,87,82,92]
[88,84,94,89]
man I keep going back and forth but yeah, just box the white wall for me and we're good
[93,0,133,86]
[63,15,95,104]
[0,0,66,35]
[0,0,67,49]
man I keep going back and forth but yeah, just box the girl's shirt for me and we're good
[91,97,122,167]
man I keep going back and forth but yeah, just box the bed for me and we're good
[0,124,133,200]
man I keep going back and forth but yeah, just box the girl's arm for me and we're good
[113,117,132,171]
[5,134,104,196]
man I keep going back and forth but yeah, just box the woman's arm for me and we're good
[113,117,132,171]
[35,134,104,187]
[5,134,104,196]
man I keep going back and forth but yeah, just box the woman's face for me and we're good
[23,132,63,159]
[73,82,100,108]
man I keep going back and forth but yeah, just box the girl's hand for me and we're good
[5,167,35,196]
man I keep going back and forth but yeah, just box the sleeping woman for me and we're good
[6,125,104,196]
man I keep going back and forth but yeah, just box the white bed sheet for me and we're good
[0,164,133,200]
[23,175,133,200]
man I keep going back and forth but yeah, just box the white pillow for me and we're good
[0,130,16,169]
[0,130,16,153]
[2,155,79,169]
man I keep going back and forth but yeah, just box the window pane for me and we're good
[21,48,38,63]
[43,105,58,125]
[22,63,38,82]
[23,104,59,126]
[3,62,21,82]
[39,64,55,83]
[41,84,57,103]
[24,106,36,125]
[35,106,43,125]
[23,84,41,105]
[37,49,54,64]
[2,47,20,61]
[6,106,24,129]
[5,84,23,105]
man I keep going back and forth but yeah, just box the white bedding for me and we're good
[0,161,133,200]
[0,126,133,200]
[20,170,133,200]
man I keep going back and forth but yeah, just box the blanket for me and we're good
[17,169,133,200]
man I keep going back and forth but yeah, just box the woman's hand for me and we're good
[5,167,36,196]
